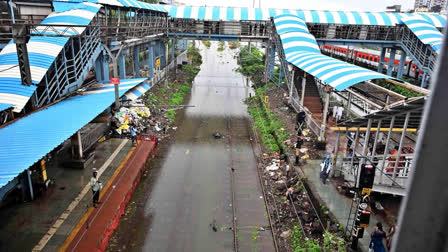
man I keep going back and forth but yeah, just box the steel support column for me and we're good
[392,112,410,179]
[94,51,109,82]
[346,92,352,119]
[171,39,175,62]
[378,47,386,73]
[269,43,275,80]
[148,42,154,79]
[278,63,283,86]
[371,120,382,157]
[133,46,140,78]
[420,71,427,88]
[380,116,395,184]
[27,169,34,201]
[387,48,396,76]
[320,91,330,141]
[397,51,407,79]
[160,41,166,67]
[118,53,126,79]
[300,73,306,106]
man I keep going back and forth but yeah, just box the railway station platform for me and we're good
[59,135,157,252]
[0,138,133,252]
[300,160,391,252]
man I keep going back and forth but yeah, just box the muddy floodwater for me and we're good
[109,42,274,252]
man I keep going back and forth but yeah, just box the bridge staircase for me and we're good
[33,26,103,109]
[295,73,323,115]
[397,25,438,76]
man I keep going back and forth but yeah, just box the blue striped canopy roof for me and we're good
[402,16,443,53]
[123,82,152,100]
[0,78,146,187]
[273,14,393,91]
[160,4,446,27]
[0,2,102,112]
[0,103,13,112]
[287,51,394,91]
[116,0,167,12]
[273,15,321,55]
[58,0,168,12]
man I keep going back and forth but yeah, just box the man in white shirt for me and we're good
[332,105,338,121]
[90,169,100,208]
[336,106,344,122]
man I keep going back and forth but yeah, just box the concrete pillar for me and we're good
[133,46,140,78]
[148,42,154,78]
[269,44,275,80]
[387,48,396,76]
[378,47,386,73]
[94,51,109,83]
[118,52,126,79]
[397,50,407,79]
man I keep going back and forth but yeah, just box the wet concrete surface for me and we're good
[0,138,132,251]
[301,160,390,251]
[108,42,274,251]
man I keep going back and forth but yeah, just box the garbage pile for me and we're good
[112,106,151,136]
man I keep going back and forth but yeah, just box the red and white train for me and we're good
[320,45,421,77]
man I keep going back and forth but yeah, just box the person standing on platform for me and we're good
[130,124,137,144]
[295,135,304,165]
[369,222,387,252]
[332,105,338,121]
[320,154,332,184]
[336,105,344,122]
[90,169,101,208]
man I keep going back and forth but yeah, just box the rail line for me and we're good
[226,118,238,252]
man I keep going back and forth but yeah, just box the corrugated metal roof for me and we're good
[287,51,394,91]
[160,4,446,27]
[123,82,151,100]
[402,16,443,53]
[273,15,321,55]
[273,14,394,91]
[0,78,146,187]
[0,2,101,113]
[0,103,13,112]
[116,0,167,12]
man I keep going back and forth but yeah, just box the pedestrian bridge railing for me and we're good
[339,153,413,194]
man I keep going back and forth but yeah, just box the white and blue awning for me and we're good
[160,4,446,28]
[55,0,167,12]
[0,2,102,112]
[116,0,167,12]
[123,82,151,100]
[287,51,394,91]
[274,15,321,55]
[273,14,394,91]
[401,16,443,53]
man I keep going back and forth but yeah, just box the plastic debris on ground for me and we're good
[266,163,279,171]
[111,100,151,136]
